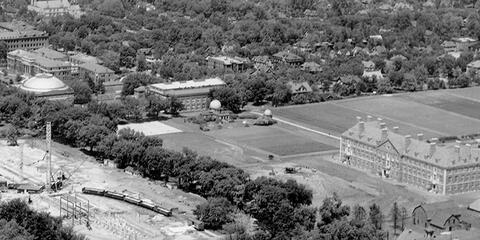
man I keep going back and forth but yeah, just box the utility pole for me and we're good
[46,122,52,190]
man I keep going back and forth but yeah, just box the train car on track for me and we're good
[124,196,142,205]
[104,190,125,200]
[154,206,172,216]
[82,187,106,196]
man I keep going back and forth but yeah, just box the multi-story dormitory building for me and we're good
[0,21,48,51]
[341,116,480,195]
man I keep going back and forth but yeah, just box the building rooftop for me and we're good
[452,37,477,43]
[206,56,246,65]
[149,77,225,91]
[70,53,101,64]
[287,81,312,94]
[343,120,480,169]
[362,70,384,79]
[30,0,72,9]
[272,51,303,62]
[8,49,71,69]
[0,21,47,40]
[20,73,71,94]
[79,62,114,74]
[467,60,480,69]
[34,47,67,60]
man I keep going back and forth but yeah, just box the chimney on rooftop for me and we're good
[356,116,362,122]
[429,142,436,157]
[455,145,461,162]
[381,128,388,141]
[367,115,373,121]
[393,126,399,133]
[405,135,411,153]
[358,121,365,135]
[377,117,383,122]
[417,133,424,141]
[466,143,472,161]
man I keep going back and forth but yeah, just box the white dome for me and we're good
[264,109,272,116]
[20,73,69,93]
[209,99,221,110]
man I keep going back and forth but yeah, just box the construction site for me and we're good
[0,123,218,240]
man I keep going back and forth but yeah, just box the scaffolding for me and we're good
[59,194,90,228]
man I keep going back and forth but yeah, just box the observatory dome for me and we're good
[209,99,222,110]
[20,73,70,93]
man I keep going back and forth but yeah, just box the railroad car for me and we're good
[154,206,172,216]
[82,187,106,196]
[124,196,142,205]
[139,201,156,210]
[104,190,125,200]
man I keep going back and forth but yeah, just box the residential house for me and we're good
[206,56,248,72]
[362,61,375,71]
[441,41,457,53]
[466,60,480,76]
[412,201,468,230]
[272,51,303,66]
[293,41,313,52]
[28,0,83,18]
[301,62,322,73]
[452,37,478,52]
[252,56,274,72]
[287,81,313,95]
[363,70,384,80]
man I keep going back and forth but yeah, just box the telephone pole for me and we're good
[46,122,52,190]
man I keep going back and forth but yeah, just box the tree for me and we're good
[77,124,112,152]
[0,219,33,240]
[167,96,184,115]
[64,79,92,104]
[400,207,407,231]
[376,77,393,94]
[351,204,367,227]
[145,95,167,118]
[271,83,291,107]
[0,41,7,59]
[318,192,350,228]
[194,197,234,230]
[98,0,125,18]
[369,203,383,230]
[208,87,243,113]
[4,125,18,146]
[136,53,147,72]
[391,202,400,236]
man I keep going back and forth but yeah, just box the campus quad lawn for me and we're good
[210,126,335,156]
[273,99,441,139]
[396,90,480,121]
[336,96,480,136]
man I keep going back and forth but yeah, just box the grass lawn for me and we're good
[209,126,335,156]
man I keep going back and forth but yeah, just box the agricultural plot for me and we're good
[210,126,335,156]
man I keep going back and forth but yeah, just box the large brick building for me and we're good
[341,117,480,195]
[206,56,248,72]
[146,78,226,112]
[7,49,72,79]
[0,21,48,51]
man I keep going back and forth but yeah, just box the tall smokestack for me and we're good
[381,128,388,141]
[466,143,472,161]
[405,135,411,153]
[429,142,436,157]
[417,133,424,141]
[455,145,461,163]
[393,126,399,133]
[359,121,365,135]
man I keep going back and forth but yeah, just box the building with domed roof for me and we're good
[19,73,74,102]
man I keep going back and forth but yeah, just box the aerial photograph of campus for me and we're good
[2,0,480,240]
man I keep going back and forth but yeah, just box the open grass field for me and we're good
[208,126,335,156]
[118,121,182,136]
[273,87,480,139]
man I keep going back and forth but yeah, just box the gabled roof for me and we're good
[287,81,312,94]
[467,60,480,69]
[362,60,375,69]
[343,121,480,168]
[337,75,361,84]
[363,70,384,79]
[272,51,303,62]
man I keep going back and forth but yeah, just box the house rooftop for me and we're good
[206,56,247,65]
